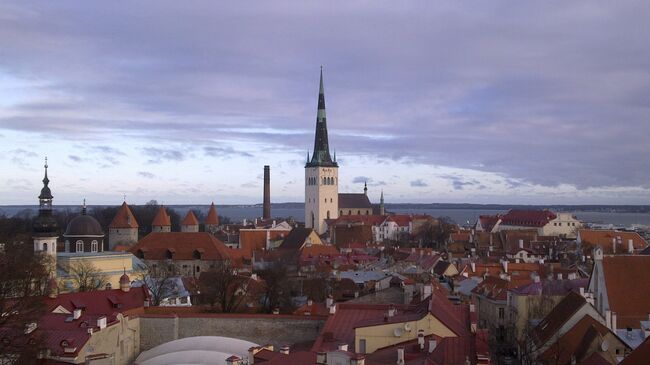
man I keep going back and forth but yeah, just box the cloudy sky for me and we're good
[1,1,649,205]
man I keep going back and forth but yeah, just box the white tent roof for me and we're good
[136,336,259,365]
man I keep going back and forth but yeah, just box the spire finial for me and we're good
[123,193,126,202]
[42,156,50,185]
[364,181,368,195]
[82,198,87,214]
[333,150,336,162]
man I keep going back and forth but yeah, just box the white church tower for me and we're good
[305,68,338,234]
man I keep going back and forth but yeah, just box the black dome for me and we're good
[39,186,53,200]
[64,214,104,236]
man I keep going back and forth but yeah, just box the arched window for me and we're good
[348,210,352,215]
[165,250,173,259]
[193,250,201,260]
[324,198,327,203]
[327,211,330,219]
[43,243,48,252]
[91,240,98,253]
[340,210,343,216]
[311,212,315,229]
[357,210,361,215]
[105,283,112,290]
[76,240,84,252]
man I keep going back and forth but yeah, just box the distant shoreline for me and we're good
[2,203,650,213]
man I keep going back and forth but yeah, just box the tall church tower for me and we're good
[32,158,59,276]
[305,67,338,234]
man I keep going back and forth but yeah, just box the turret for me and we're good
[151,206,171,232]
[181,210,200,232]
[119,271,130,292]
[205,202,220,233]
[108,201,139,250]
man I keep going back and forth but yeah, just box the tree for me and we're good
[140,264,177,306]
[414,216,455,249]
[67,260,108,292]
[198,261,251,313]
[0,242,51,365]
[257,263,291,313]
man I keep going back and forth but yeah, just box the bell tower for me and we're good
[305,67,338,234]
[32,157,59,276]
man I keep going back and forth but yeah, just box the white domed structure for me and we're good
[135,336,258,365]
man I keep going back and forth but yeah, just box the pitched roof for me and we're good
[579,230,648,254]
[471,276,512,301]
[385,214,412,226]
[620,337,650,365]
[109,202,139,228]
[129,232,231,261]
[478,215,501,232]
[205,202,220,225]
[510,278,588,296]
[601,255,650,328]
[532,291,587,347]
[279,228,315,250]
[338,193,372,209]
[181,210,199,226]
[500,209,556,227]
[539,315,613,365]
[239,229,288,259]
[151,206,171,226]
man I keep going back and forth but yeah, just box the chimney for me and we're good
[628,239,634,254]
[337,343,348,352]
[316,352,327,364]
[263,165,271,220]
[307,298,313,307]
[280,345,290,355]
[428,339,437,353]
[502,260,508,273]
[73,308,82,320]
[97,316,107,330]
[519,239,524,249]
[226,355,242,365]
[606,310,612,329]
[397,347,405,365]
[266,230,271,250]
[329,304,337,315]
[557,273,563,280]
[612,312,617,332]
[417,330,425,350]
[469,304,476,313]
[612,238,616,254]
[471,262,476,273]
[326,296,334,308]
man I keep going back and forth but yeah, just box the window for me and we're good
[193,250,201,260]
[327,211,330,219]
[348,210,352,215]
[136,250,144,259]
[498,307,505,319]
[91,240,98,253]
[359,339,366,354]
[558,223,562,226]
[105,283,112,290]
[357,210,361,215]
[43,242,48,252]
[76,240,84,252]
[340,210,343,215]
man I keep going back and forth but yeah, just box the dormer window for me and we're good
[165,250,173,259]
[193,250,201,260]
[136,250,144,259]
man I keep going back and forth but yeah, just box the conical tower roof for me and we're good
[182,210,200,225]
[306,67,337,168]
[152,206,171,226]
[205,202,220,226]
[109,201,139,228]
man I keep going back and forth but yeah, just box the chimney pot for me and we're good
[397,347,405,365]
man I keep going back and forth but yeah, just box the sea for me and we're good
[2,205,650,228]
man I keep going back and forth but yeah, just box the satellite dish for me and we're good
[404,323,411,332]
[394,328,403,337]
[601,339,609,352]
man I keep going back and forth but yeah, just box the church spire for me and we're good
[307,66,337,167]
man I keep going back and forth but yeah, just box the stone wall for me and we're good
[108,227,138,250]
[139,313,326,351]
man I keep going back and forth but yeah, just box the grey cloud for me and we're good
[352,176,385,187]
[1,2,649,197]
[141,147,185,163]
[68,155,83,162]
[410,179,428,187]
[137,171,155,179]
[203,146,253,158]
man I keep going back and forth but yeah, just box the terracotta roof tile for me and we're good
[338,193,372,209]
[579,230,648,254]
[500,209,556,228]
[151,206,171,226]
[108,202,139,228]
[601,255,650,328]
[181,210,199,225]
[532,291,587,347]
[539,315,612,365]
[129,232,231,261]
[620,337,650,365]
[205,202,220,225]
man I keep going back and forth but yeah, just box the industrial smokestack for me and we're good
[263,165,271,219]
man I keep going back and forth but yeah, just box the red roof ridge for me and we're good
[182,210,199,225]
[109,201,139,228]
[151,206,171,226]
[205,202,220,225]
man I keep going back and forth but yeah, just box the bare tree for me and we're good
[199,261,251,313]
[140,264,177,306]
[67,260,108,292]
[0,242,50,365]
[257,263,291,313]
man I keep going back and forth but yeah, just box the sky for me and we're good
[1,1,650,205]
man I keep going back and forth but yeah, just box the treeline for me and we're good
[0,200,231,244]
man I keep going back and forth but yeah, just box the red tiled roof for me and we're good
[205,202,220,225]
[601,255,650,328]
[427,335,475,365]
[539,315,612,365]
[478,215,500,232]
[109,202,139,228]
[328,214,386,227]
[151,206,171,226]
[129,232,231,261]
[579,230,648,254]
[338,193,372,209]
[181,210,199,225]
[500,209,556,228]
[532,291,587,347]
[386,214,412,227]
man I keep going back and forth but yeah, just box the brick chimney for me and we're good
[397,347,405,365]
[226,355,242,365]
[628,239,634,254]
[263,165,271,220]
